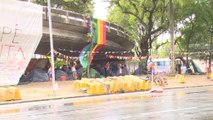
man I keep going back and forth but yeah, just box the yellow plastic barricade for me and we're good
[95,80,111,94]
[80,81,88,90]
[146,80,152,90]
[8,87,21,100]
[0,87,13,101]
[126,75,141,91]
[104,81,111,94]
[179,75,186,84]
[210,72,213,80]
[94,82,105,95]
[110,80,120,93]
[87,83,98,95]
[126,80,136,92]
[135,80,141,91]
[72,80,82,91]
[137,80,147,90]
[121,80,128,92]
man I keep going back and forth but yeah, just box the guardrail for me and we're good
[42,7,128,38]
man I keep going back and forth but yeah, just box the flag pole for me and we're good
[47,0,57,94]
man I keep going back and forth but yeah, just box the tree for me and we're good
[157,41,171,58]
[32,0,94,15]
[175,0,213,70]
[107,0,170,72]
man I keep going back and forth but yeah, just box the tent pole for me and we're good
[47,0,57,95]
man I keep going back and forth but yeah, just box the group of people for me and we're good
[93,62,129,78]
[53,60,169,86]
[52,61,130,80]
[54,61,81,81]
[19,58,169,87]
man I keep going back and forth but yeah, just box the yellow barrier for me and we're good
[210,72,213,80]
[0,87,13,101]
[72,80,89,91]
[110,80,121,93]
[179,75,186,83]
[86,83,96,94]
[73,76,156,94]
[138,80,147,90]
[72,80,82,91]
[103,81,111,94]
[146,80,152,90]
[93,82,105,94]
[8,87,21,100]
[135,80,141,90]
[175,74,186,83]
[126,80,136,92]
[0,87,21,101]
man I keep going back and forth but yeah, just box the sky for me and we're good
[93,0,109,20]
[93,0,170,43]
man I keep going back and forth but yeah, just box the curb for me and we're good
[1,84,213,105]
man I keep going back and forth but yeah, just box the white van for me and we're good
[152,58,172,74]
[152,58,203,74]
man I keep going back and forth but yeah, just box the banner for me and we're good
[0,1,43,86]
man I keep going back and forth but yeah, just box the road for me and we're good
[1,86,213,120]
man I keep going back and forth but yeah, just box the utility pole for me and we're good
[82,0,92,78]
[210,27,213,75]
[169,0,175,74]
[210,32,212,74]
[210,0,213,73]
[47,0,58,94]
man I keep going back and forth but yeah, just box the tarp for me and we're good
[19,68,49,83]
[0,1,43,86]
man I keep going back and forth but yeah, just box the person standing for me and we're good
[176,59,182,74]
[122,64,129,75]
[71,61,77,80]
[117,63,123,76]
[104,62,110,77]
[111,62,118,76]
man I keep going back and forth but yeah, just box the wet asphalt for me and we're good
[1,86,213,120]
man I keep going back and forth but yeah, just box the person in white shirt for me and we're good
[71,61,77,80]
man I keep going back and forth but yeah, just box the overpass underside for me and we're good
[35,8,134,60]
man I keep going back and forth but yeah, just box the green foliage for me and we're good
[47,57,66,68]
[32,0,94,15]
[175,0,213,57]
[157,41,171,58]
[108,0,169,56]
[81,68,104,78]
[54,60,66,68]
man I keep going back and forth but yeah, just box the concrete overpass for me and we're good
[36,7,133,59]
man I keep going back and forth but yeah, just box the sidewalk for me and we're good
[1,75,213,104]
